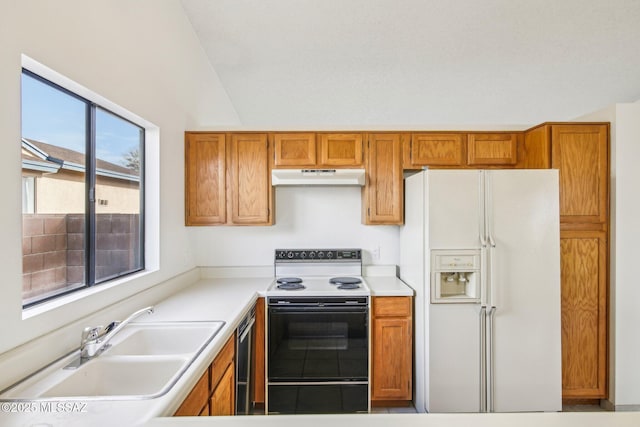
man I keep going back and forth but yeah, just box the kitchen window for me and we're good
[21,68,145,307]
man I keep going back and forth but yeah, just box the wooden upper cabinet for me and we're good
[185,133,226,226]
[560,230,607,399]
[551,124,608,224]
[467,133,518,166]
[273,133,316,166]
[407,133,464,167]
[229,134,272,225]
[519,125,551,169]
[319,133,364,166]
[364,134,403,225]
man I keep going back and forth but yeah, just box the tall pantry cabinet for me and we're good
[525,123,609,400]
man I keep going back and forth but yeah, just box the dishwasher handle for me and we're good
[238,315,256,343]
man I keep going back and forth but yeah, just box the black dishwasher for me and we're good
[236,305,256,415]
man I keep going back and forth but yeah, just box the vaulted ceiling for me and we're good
[180,0,640,127]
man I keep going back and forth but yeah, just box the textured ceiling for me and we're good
[180,0,640,127]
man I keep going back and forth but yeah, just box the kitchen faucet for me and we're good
[66,306,154,369]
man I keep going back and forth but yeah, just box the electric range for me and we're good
[265,248,370,415]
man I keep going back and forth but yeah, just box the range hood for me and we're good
[271,169,366,186]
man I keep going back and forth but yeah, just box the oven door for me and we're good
[267,304,368,382]
[267,303,369,414]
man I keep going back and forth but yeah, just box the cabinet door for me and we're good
[409,133,464,166]
[364,134,403,225]
[560,230,607,399]
[318,133,363,166]
[371,297,413,401]
[519,125,551,169]
[211,362,235,416]
[228,134,273,225]
[551,125,608,224]
[274,133,316,167]
[174,369,210,416]
[467,133,518,166]
[185,133,226,225]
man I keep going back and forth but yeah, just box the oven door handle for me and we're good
[269,306,368,314]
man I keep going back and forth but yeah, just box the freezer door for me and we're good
[487,170,562,412]
[427,304,482,413]
[427,170,484,249]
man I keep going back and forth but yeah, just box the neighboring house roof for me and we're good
[21,138,140,182]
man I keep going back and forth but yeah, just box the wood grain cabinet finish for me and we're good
[519,125,551,169]
[273,133,316,166]
[174,370,210,416]
[185,133,226,225]
[364,134,403,225]
[318,133,364,166]
[551,125,608,224]
[560,230,607,399]
[407,133,465,167]
[185,132,273,226]
[371,297,413,402]
[211,363,235,416]
[229,134,272,225]
[174,333,236,417]
[467,133,518,166]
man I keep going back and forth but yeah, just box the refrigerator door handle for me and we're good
[487,306,497,412]
[479,306,487,412]
[478,171,487,247]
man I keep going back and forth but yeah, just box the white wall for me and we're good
[0,0,239,386]
[576,104,640,408]
[190,186,399,266]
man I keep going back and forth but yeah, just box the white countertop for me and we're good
[0,272,413,426]
[3,271,637,426]
[142,412,640,427]
[8,272,637,427]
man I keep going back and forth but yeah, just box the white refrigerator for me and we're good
[400,169,562,413]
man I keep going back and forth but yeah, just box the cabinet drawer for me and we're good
[174,369,209,416]
[373,297,412,317]
[211,334,235,388]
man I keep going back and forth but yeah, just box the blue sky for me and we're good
[21,72,141,170]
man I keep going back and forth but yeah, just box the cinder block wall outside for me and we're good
[22,214,140,301]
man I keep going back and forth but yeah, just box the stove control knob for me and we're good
[327,251,334,258]
[300,251,307,259]
[278,251,287,259]
[318,252,325,258]
[309,251,316,258]
[287,251,294,259]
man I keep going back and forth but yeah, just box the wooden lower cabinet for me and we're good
[371,296,413,403]
[175,333,236,417]
[174,370,210,416]
[211,363,235,415]
[560,230,608,399]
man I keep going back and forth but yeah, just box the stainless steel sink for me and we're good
[0,321,225,401]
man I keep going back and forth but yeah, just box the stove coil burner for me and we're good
[276,283,306,290]
[329,277,362,285]
[337,283,361,290]
[276,278,305,290]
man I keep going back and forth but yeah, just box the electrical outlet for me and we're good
[372,246,380,261]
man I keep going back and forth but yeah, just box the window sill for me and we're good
[22,269,156,320]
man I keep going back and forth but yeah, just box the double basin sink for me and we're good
[0,321,225,400]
